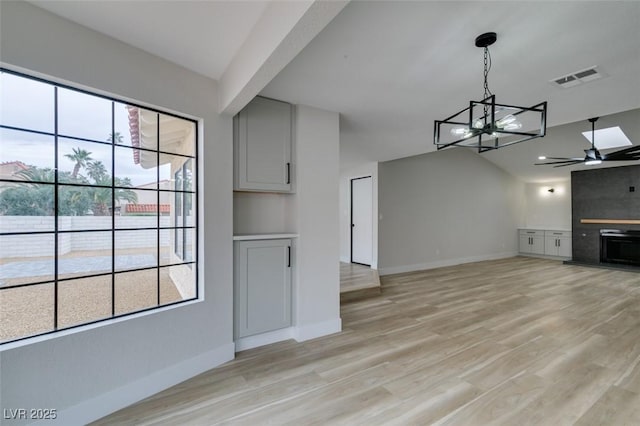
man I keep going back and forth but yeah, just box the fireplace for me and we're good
[600,230,640,267]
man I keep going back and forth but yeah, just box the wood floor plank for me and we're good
[93,257,640,425]
[574,385,640,426]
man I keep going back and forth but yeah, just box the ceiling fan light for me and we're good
[585,159,602,165]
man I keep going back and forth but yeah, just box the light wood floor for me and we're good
[93,257,640,425]
[340,262,380,293]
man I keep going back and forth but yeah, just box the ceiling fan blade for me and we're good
[553,161,584,168]
[535,160,584,166]
[602,156,640,162]
[545,157,584,161]
[604,145,640,158]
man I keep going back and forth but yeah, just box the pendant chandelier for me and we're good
[434,32,548,152]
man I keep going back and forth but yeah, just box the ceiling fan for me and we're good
[535,117,640,167]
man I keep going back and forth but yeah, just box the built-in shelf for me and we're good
[580,219,640,225]
[233,233,299,241]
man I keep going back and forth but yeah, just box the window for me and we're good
[0,69,198,345]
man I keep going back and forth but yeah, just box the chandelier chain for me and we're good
[483,46,492,99]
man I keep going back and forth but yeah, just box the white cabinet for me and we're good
[519,229,545,255]
[234,96,293,192]
[544,230,572,258]
[234,238,292,338]
[519,229,572,258]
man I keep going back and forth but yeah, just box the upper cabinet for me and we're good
[234,96,293,192]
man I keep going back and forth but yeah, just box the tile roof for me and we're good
[124,204,170,214]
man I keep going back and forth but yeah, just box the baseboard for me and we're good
[234,327,295,351]
[378,251,518,276]
[294,318,342,342]
[48,343,235,426]
[233,318,342,353]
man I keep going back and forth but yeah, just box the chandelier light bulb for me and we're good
[496,114,517,126]
[450,127,468,136]
[502,122,522,131]
[473,118,485,129]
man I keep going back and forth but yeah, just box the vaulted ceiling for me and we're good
[27,1,640,182]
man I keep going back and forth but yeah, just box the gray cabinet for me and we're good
[519,229,545,255]
[234,97,293,192]
[234,238,292,338]
[544,230,572,258]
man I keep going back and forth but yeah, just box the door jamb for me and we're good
[350,175,372,266]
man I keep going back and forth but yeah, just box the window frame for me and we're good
[0,68,201,347]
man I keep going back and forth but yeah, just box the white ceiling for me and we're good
[261,1,640,180]
[29,0,270,79]
[27,1,640,182]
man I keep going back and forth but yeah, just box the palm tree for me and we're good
[107,132,124,145]
[16,166,56,183]
[86,160,108,183]
[114,176,138,205]
[64,148,93,179]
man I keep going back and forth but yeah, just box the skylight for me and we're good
[581,126,632,150]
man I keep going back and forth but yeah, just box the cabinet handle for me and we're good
[558,239,561,247]
[286,162,291,185]
[287,246,291,268]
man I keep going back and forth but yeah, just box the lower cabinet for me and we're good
[519,229,572,258]
[519,229,545,255]
[234,238,292,338]
[544,231,572,258]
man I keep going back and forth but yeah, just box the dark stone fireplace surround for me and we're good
[570,165,640,270]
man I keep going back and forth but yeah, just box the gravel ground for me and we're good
[1,261,182,343]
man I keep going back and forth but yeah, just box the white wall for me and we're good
[378,148,526,275]
[291,105,341,340]
[0,2,234,424]
[522,180,572,230]
[233,192,296,235]
[339,162,378,268]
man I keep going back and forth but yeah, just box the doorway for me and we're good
[350,176,373,265]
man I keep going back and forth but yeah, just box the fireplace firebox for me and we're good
[600,230,640,267]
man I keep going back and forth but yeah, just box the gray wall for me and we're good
[378,148,525,275]
[1,2,233,424]
[571,164,640,264]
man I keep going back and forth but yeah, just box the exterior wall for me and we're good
[1,216,171,258]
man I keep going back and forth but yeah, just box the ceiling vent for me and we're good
[551,66,604,88]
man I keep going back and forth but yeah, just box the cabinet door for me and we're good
[235,239,292,338]
[519,235,533,253]
[544,236,559,256]
[531,236,545,255]
[557,237,572,258]
[235,97,292,192]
